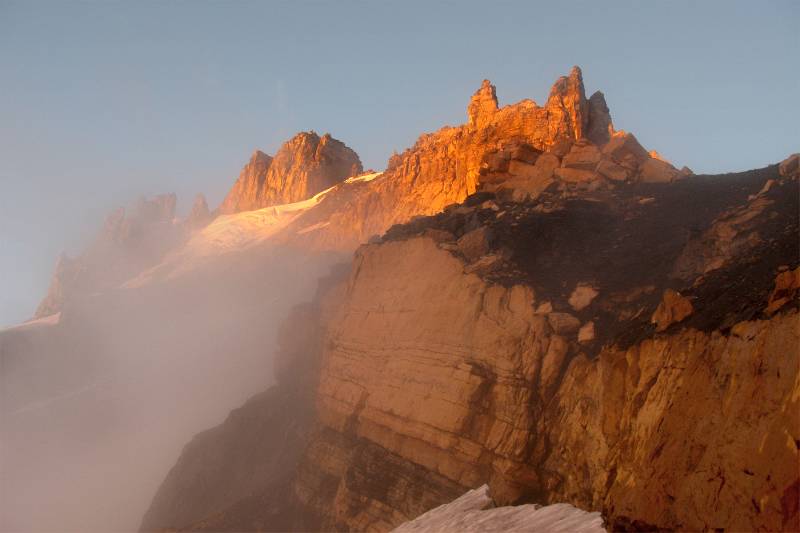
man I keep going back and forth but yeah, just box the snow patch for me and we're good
[392,485,605,533]
[122,173,383,287]
[122,184,342,287]
[345,171,383,184]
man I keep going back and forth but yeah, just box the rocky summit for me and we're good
[219,131,363,214]
[7,67,798,533]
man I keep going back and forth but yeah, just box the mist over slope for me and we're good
[1,133,360,531]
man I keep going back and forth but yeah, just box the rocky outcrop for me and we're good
[545,66,590,141]
[586,91,613,146]
[278,68,691,253]
[33,252,81,318]
[467,80,499,129]
[219,132,362,214]
[34,194,186,318]
[219,150,274,214]
[650,289,693,331]
[185,193,213,232]
[280,67,632,251]
[779,153,799,177]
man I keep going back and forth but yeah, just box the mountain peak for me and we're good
[219,132,362,214]
[251,149,271,163]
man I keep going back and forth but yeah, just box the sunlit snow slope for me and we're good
[124,172,382,287]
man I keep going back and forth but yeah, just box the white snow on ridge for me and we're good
[180,180,345,256]
[345,171,383,184]
[392,485,605,533]
[122,173,383,288]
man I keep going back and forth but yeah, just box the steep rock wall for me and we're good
[295,234,799,531]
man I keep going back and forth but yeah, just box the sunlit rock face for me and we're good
[219,132,362,214]
[279,67,687,252]
[286,69,597,250]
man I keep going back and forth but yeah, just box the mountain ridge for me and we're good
[6,67,798,533]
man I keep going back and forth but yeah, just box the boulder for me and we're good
[602,132,649,168]
[562,143,602,170]
[765,266,800,315]
[457,227,493,262]
[547,312,581,334]
[779,153,799,178]
[554,167,598,183]
[596,158,630,182]
[568,283,599,311]
[511,143,542,165]
[424,228,456,244]
[639,157,680,183]
[499,153,560,201]
[651,289,693,332]
[577,321,595,343]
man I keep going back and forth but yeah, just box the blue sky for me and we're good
[1,1,798,325]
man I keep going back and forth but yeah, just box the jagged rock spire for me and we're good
[186,193,212,231]
[586,91,614,145]
[467,79,499,129]
[545,65,590,141]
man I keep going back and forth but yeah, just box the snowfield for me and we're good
[344,171,383,184]
[123,172,383,287]
[392,485,605,533]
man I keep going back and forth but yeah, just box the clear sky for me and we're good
[1,1,797,326]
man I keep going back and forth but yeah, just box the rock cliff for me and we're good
[142,152,799,531]
[219,132,362,214]
[289,160,799,532]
